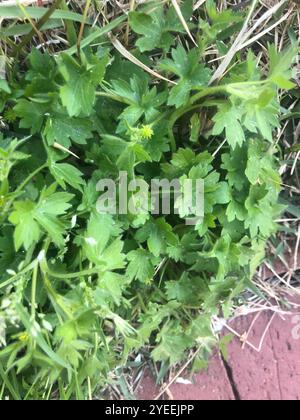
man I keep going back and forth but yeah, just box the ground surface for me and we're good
[136,300,300,401]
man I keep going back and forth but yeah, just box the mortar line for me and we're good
[219,351,241,401]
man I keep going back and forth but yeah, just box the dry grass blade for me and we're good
[193,0,206,11]
[264,262,300,294]
[209,0,290,84]
[242,0,289,42]
[224,313,277,353]
[53,142,80,159]
[77,0,91,56]
[170,0,198,46]
[14,0,46,47]
[125,0,136,46]
[154,347,201,400]
[209,0,260,84]
[0,56,7,79]
[238,8,294,51]
[291,151,300,175]
[109,34,177,85]
[13,0,64,54]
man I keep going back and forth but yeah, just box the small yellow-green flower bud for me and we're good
[139,125,154,140]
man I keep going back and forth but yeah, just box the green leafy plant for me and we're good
[0,0,298,400]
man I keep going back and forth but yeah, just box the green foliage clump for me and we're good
[0,0,298,399]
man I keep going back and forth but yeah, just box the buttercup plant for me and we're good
[96,170,204,225]
[0,0,299,399]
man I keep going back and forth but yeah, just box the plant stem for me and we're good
[12,163,47,198]
[1,162,47,221]
[168,79,270,151]
[46,266,101,280]
[0,260,38,290]
[42,271,73,319]
[136,292,147,312]
[189,85,228,105]
[31,263,38,320]
[96,91,132,106]
[168,86,226,152]
[168,105,200,152]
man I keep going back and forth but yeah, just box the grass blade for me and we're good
[210,0,259,84]
[0,20,62,38]
[0,362,21,400]
[14,0,64,53]
[15,304,70,370]
[0,5,92,23]
[0,0,51,5]
[65,14,127,55]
